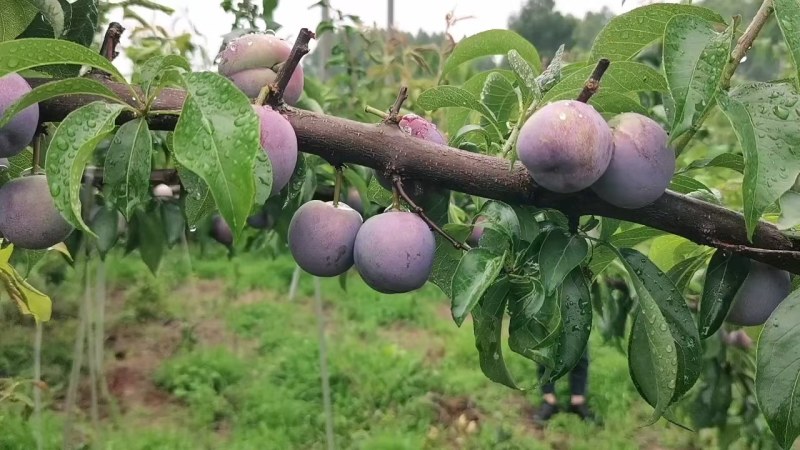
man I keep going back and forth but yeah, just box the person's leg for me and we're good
[533,364,560,424]
[566,350,598,422]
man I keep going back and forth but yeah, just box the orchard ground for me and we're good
[0,244,754,450]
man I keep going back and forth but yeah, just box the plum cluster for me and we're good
[0,74,74,250]
[516,100,675,209]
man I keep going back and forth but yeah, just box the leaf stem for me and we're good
[364,105,389,120]
[393,175,471,251]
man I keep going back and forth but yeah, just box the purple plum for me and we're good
[0,175,73,249]
[0,73,39,158]
[725,261,791,326]
[252,104,298,195]
[288,200,363,277]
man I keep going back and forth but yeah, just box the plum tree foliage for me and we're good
[0,0,800,448]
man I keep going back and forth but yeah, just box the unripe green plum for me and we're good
[218,33,304,105]
[0,175,73,249]
[353,210,435,294]
[0,73,39,158]
[288,200,363,277]
[725,261,791,326]
[590,113,675,208]
[253,104,298,195]
[516,100,613,193]
[211,215,233,247]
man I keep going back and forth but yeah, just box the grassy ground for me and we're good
[0,244,704,449]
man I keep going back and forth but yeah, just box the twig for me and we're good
[385,86,408,124]
[31,134,42,175]
[365,105,389,120]
[393,175,470,251]
[576,58,610,103]
[709,239,800,259]
[266,28,315,108]
[99,22,125,62]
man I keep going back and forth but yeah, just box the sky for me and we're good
[107,0,673,75]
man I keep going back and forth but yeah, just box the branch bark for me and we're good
[24,77,800,275]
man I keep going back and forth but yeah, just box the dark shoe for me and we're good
[567,403,599,424]
[533,402,560,424]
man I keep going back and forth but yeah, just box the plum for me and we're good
[0,175,73,249]
[516,100,613,193]
[725,261,791,326]
[253,104,298,195]
[211,215,233,247]
[398,113,447,145]
[467,216,486,246]
[374,114,447,197]
[218,33,304,105]
[0,73,39,158]
[153,183,173,198]
[288,200,363,277]
[247,209,274,229]
[345,187,363,215]
[353,210,435,293]
[590,113,675,209]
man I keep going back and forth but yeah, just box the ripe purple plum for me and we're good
[247,209,274,229]
[725,261,791,326]
[211,215,233,247]
[0,73,39,158]
[353,210,435,294]
[346,187,364,215]
[516,100,613,193]
[467,216,486,246]
[218,33,304,105]
[288,200,363,277]
[252,104,298,195]
[590,113,675,209]
[0,175,73,249]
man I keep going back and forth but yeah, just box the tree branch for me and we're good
[393,175,470,251]
[23,77,800,275]
[576,58,610,103]
[385,86,408,124]
[266,28,314,108]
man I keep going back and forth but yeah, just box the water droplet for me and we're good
[6,57,19,69]
[659,323,667,331]
[558,112,567,121]
[665,344,673,353]
[773,105,790,120]
[668,380,676,389]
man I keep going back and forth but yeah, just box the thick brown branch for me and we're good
[23,77,800,274]
[576,58,610,103]
[267,28,314,108]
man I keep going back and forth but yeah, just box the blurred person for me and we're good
[532,350,598,424]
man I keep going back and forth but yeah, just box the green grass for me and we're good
[0,246,706,449]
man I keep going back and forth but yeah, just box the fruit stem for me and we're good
[576,58,610,103]
[709,238,800,259]
[31,133,42,175]
[392,175,471,251]
[385,86,408,124]
[266,28,315,108]
[255,84,271,107]
[333,165,343,207]
[364,105,390,120]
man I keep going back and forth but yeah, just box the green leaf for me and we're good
[252,149,273,208]
[536,44,566,93]
[44,101,128,236]
[511,205,540,243]
[428,223,470,298]
[589,4,724,61]
[689,359,732,429]
[669,174,713,195]
[417,86,498,123]
[507,278,562,358]
[589,226,666,276]
[679,153,744,174]
[542,61,668,102]
[0,0,38,40]
[538,268,592,382]
[538,230,588,296]
[480,72,518,132]
[507,49,540,101]
[451,248,506,326]
[443,70,515,138]
[172,72,261,244]
[0,38,127,83]
[443,29,541,77]
[663,15,734,139]
[161,201,185,248]
[620,249,702,411]
[137,54,191,99]
[698,250,750,339]
[104,118,153,221]
[134,207,164,275]
[718,82,800,240]
[588,92,648,116]
[755,288,800,449]
[0,78,123,129]
[177,165,216,228]
[775,0,800,89]
[27,0,65,38]
[90,205,119,260]
[778,191,800,230]
[471,276,517,389]
[477,200,521,240]
[667,252,711,294]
